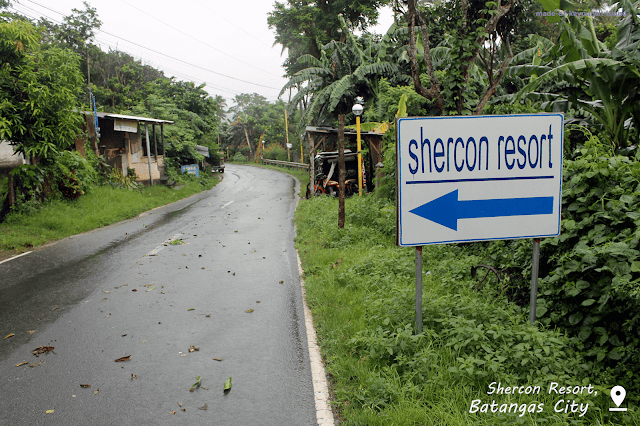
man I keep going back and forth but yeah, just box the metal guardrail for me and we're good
[262,159,309,170]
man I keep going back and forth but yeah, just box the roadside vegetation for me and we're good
[295,189,639,425]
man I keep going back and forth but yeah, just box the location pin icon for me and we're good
[611,386,626,407]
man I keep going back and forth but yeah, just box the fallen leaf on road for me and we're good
[181,408,186,412]
[191,376,201,390]
[103,291,110,294]
[146,285,156,292]
[131,289,137,292]
[114,355,131,362]
[141,340,147,343]
[45,410,54,414]
[32,346,54,356]
[15,361,27,367]
[177,402,183,407]
[26,330,35,334]
[224,377,232,393]
[131,374,137,380]
[205,313,211,318]
[245,309,254,313]
[202,386,208,390]
[29,361,44,367]
[121,334,127,337]
[94,389,99,395]
[188,345,199,352]
[198,403,208,410]
[279,280,284,284]
[4,333,14,339]
[80,384,91,388]
[188,308,195,311]
[212,358,223,362]
[256,301,261,303]
[170,411,176,414]
[52,307,60,311]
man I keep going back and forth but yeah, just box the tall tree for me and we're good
[281,16,404,225]
[268,0,388,76]
[0,20,84,218]
[401,0,519,115]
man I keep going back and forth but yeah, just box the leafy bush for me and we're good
[232,152,246,162]
[262,144,287,161]
[105,168,140,190]
[540,136,640,378]
[57,150,98,189]
[470,134,640,389]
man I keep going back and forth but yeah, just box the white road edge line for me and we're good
[147,233,183,256]
[298,252,335,426]
[0,250,33,265]
[221,200,234,209]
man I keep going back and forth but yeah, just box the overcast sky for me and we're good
[9,0,394,107]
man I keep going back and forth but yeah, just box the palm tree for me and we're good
[281,16,408,227]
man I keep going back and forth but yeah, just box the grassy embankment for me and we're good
[0,174,220,256]
[294,194,638,426]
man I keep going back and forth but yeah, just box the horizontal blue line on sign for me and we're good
[406,175,555,185]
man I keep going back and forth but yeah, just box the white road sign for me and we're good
[396,114,563,246]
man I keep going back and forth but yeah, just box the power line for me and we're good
[19,0,282,91]
[9,3,243,102]
[118,0,280,78]
[192,0,273,49]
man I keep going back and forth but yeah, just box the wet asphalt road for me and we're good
[0,164,317,425]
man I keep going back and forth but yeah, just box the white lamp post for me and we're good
[352,103,364,196]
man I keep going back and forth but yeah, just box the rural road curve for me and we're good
[0,164,325,425]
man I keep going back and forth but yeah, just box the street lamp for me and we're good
[352,102,364,196]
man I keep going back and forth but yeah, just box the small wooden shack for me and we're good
[79,112,174,184]
[305,125,385,192]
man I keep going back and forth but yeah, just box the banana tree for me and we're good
[512,0,640,149]
[280,15,407,226]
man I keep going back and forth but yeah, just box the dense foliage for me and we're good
[469,133,640,387]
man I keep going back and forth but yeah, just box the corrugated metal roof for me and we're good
[104,113,174,125]
[82,111,174,124]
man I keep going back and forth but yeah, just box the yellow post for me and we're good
[356,115,362,196]
[284,108,290,162]
[300,139,304,163]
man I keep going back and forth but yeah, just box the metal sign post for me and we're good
[415,246,423,333]
[529,238,541,324]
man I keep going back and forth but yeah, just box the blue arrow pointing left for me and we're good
[409,189,554,231]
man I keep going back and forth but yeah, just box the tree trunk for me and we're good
[308,132,315,198]
[338,114,346,229]
[0,173,15,224]
[243,126,253,159]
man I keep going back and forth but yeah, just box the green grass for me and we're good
[295,195,639,426]
[0,175,220,253]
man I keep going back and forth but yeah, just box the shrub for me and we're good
[470,133,640,389]
[262,144,287,161]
